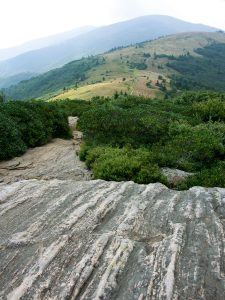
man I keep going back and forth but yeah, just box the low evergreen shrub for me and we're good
[0,101,71,161]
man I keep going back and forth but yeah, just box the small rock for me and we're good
[161,167,194,186]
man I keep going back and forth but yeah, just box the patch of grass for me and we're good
[51,80,130,101]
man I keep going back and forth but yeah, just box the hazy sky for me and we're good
[1,0,225,49]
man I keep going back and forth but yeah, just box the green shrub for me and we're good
[192,99,225,122]
[77,93,225,189]
[178,162,225,189]
[79,102,172,147]
[173,91,225,104]
[85,146,167,185]
[0,101,71,161]
[0,112,27,160]
[2,102,51,147]
[54,99,91,118]
[40,103,72,139]
[154,122,225,171]
[79,143,97,163]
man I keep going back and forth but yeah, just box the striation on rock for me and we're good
[0,179,225,299]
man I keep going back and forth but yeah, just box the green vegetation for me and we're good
[169,43,225,91]
[1,32,225,190]
[177,162,225,189]
[54,99,91,117]
[1,91,224,189]
[3,33,225,102]
[4,56,104,100]
[0,101,71,160]
[128,61,148,70]
[74,92,225,188]
[80,145,167,184]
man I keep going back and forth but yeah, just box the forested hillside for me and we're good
[0,15,217,80]
[4,32,225,101]
[5,57,104,100]
[169,43,225,91]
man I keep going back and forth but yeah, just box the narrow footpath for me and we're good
[0,117,91,184]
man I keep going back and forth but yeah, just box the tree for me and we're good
[0,91,5,103]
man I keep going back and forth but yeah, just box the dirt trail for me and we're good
[0,117,91,184]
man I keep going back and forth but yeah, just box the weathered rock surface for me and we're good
[0,179,225,299]
[161,168,194,187]
[0,117,91,184]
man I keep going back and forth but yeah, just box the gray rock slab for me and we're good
[0,179,225,299]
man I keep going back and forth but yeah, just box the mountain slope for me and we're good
[0,72,38,89]
[0,15,218,79]
[4,56,104,100]
[5,31,225,101]
[0,26,95,62]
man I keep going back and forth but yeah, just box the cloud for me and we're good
[108,0,179,21]
[110,0,150,18]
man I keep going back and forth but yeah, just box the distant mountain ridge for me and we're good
[0,15,218,86]
[0,26,96,62]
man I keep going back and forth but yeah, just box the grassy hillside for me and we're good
[0,15,218,79]
[50,31,225,100]
[4,31,225,101]
[5,57,104,100]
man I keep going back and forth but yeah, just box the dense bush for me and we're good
[54,99,91,118]
[168,43,225,92]
[77,93,225,188]
[0,101,71,161]
[79,96,187,147]
[82,145,167,184]
[192,99,225,122]
[173,91,225,104]
[0,112,27,160]
[154,122,225,171]
[128,61,148,70]
[178,162,225,189]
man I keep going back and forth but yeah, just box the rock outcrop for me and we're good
[161,168,194,187]
[0,179,225,299]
